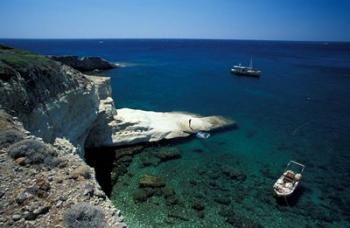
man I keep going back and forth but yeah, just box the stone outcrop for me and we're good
[48,56,117,72]
[86,108,235,147]
[0,46,117,156]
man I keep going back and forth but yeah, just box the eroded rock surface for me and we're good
[87,108,235,147]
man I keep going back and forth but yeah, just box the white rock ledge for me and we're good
[90,108,235,147]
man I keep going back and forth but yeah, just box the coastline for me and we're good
[0,44,234,227]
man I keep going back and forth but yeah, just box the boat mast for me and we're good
[249,57,253,68]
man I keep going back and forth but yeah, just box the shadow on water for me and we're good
[276,185,306,207]
[84,137,196,195]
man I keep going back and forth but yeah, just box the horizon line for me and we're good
[0,37,349,43]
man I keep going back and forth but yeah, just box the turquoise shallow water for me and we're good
[2,39,350,227]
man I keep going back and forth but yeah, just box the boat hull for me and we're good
[231,69,260,77]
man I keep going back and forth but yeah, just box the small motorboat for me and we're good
[273,161,305,197]
[196,131,210,139]
[231,57,261,77]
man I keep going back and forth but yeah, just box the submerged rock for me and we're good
[152,147,181,162]
[214,196,231,206]
[140,155,160,167]
[133,188,154,203]
[139,174,166,188]
[192,200,205,211]
[165,195,179,206]
[192,148,204,154]
[218,205,263,227]
[197,210,205,219]
[111,148,138,184]
[168,206,190,221]
[115,146,144,161]
[221,165,246,181]
[139,147,181,168]
[226,215,263,228]
[162,186,176,199]
[110,147,143,184]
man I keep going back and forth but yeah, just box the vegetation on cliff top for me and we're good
[0,45,52,77]
[0,44,89,115]
[64,203,107,228]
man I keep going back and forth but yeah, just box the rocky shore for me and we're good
[0,44,235,227]
[48,55,118,72]
[0,111,126,228]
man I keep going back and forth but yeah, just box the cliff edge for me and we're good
[0,45,115,155]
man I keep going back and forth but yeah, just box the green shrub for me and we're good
[0,129,25,148]
[64,203,107,228]
[7,139,60,168]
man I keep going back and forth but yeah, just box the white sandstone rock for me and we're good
[88,108,235,147]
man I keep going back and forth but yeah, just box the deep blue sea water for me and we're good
[2,39,350,227]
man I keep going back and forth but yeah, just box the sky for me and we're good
[0,0,349,41]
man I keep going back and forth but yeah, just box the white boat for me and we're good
[273,161,305,197]
[231,57,261,77]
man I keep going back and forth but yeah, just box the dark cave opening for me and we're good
[85,147,115,197]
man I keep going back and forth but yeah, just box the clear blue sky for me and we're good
[1,0,349,41]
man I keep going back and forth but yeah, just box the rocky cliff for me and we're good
[0,44,126,227]
[0,45,234,154]
[0,45,117,155]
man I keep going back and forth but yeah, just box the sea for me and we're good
[1,39,350,227]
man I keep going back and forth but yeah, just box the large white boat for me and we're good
[231,57,261,77]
